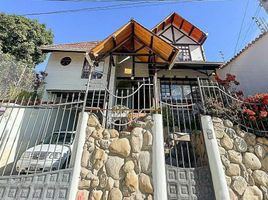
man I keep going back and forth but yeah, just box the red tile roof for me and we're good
[152,12,207,44]
[40,41,99,53]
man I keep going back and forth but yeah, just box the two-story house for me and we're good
[41,12,222,109]
[0,12,226,200]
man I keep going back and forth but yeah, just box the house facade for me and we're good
[38,13,224,200]
[217,32,268,96]
[3,12,258,200]
[41,13,221,104]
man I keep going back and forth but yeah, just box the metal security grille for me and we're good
[85,78,154,131]
[0,92,83,176]
[160,80,215,200]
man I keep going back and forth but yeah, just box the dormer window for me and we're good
[178,45,191,61]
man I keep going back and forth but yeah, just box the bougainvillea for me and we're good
[214,73,240,89]
[242,93,268,121]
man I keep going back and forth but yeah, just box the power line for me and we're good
[233,0,250,56]
[22,0,233,16]
[238,3,261,50]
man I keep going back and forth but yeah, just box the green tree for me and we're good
[0,13,53,65]
[0,51,35,99]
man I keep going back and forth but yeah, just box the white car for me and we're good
[16,131,75,173]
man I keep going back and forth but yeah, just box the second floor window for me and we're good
[81,59,90,78]
[81,59,104,79]
[178,45,191,61]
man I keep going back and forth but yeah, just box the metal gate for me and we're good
[0,92,83,199]
[160,79,215,200]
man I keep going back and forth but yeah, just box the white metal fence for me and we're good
[0,92,83,177]
[198,78,268,138]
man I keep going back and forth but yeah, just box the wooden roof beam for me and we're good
[188,26,195,37]
[179,19,185,29]
[162,21,166,31]
[150,35,154,48]
[95,36,131,60]
[133,35,168,63]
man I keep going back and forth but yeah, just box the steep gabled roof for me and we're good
[89,19,179,66]
[152,12,207,44]
[220,32,268,69]
[41,41,99,53]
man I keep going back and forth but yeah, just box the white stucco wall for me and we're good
[189,45,204,61]
[261,0,268,13]
[45,52,109,91]
[217,33,268,96]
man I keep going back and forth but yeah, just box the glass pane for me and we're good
[183,85,192,99]
[171,85,182,100]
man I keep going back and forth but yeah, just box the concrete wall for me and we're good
[217,33,268,96]
[45,52,109,91]
[261,0,268,13]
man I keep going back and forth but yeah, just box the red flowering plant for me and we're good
[214,73,239,88]
[214,73,243,97]
[242,93,268,122]
[210,74,268,132]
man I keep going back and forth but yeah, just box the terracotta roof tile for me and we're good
[40,41,99,52]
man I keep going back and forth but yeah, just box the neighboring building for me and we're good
[217,32,268,96]
[261,0,268,13]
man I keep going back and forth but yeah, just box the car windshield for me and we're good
[43,132,75,145]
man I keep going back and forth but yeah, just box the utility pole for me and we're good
[260,0,268,13]
[253,16,268,32]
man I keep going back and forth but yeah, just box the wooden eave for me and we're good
[152,12,207,45]
[89,19,179,66]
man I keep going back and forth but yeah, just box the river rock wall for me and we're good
[77,114,154,200]
[212,117,268,200]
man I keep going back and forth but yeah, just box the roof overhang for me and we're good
[152,12,207,45]
[40,41,99,53]
[40,48,87,53]
[173,61,224,70]
[89,19,179,68]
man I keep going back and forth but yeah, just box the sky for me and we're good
[0,0,267,71]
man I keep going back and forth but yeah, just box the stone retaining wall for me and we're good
[212,117,268,200]
[77,114,154,200]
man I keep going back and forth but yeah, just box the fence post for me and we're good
[68,112,88,200]
[152,114,168,200]
[197,77,206,114]
[201,115,230,200]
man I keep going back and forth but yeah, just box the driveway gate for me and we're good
[0,92,83,199]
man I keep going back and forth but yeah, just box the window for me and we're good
[60,57,72,66]
[81,59,104,79]
[81,59,90,78]
[177,45,191,61]
[160,81,194,102]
